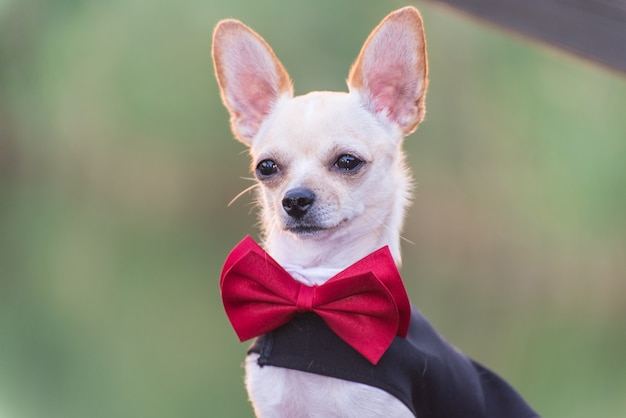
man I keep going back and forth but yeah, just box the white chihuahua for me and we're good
[213,7,538,418]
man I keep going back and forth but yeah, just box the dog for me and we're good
[213,7,538,418]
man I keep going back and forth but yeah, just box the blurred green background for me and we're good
[1,0,625,416]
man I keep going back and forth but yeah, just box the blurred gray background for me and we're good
[1,0,625,416]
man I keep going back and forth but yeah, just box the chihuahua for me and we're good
[213,6,538,418]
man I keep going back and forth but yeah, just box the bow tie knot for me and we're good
[296,284,315,313]
[220,236,411,364]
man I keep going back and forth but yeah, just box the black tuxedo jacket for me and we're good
[249,307,539,417]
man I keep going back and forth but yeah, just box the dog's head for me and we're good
[213,7,428,267]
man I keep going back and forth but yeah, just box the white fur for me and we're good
[213,7,428,417]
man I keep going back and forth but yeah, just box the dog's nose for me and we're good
[282,187,315,219]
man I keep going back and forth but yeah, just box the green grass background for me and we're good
[1,0,625,416]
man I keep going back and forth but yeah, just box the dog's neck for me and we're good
[262,202,406,286]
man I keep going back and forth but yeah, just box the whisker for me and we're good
[363,212,415,246]
[399,234,415,245]
[228,183,260,207]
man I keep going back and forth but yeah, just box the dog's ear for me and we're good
[212,20,293,146]
[348,7,428,137]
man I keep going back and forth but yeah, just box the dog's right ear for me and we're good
[212,20,293,146]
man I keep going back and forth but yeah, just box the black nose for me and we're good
[282,187,316,219]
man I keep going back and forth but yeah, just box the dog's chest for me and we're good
[245,354,414,418]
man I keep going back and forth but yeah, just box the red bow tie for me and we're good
[220,236,411,364]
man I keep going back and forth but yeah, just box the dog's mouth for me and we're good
[288,225,326,235]
[284,218,348,236]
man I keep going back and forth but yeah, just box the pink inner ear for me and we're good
[364,62,422,131]
[232,72,278,127]
[368,68,414,118]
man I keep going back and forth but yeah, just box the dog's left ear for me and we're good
[348,7,428,137]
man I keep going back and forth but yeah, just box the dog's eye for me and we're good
[256,159,279,177]
[334,154,363,172]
